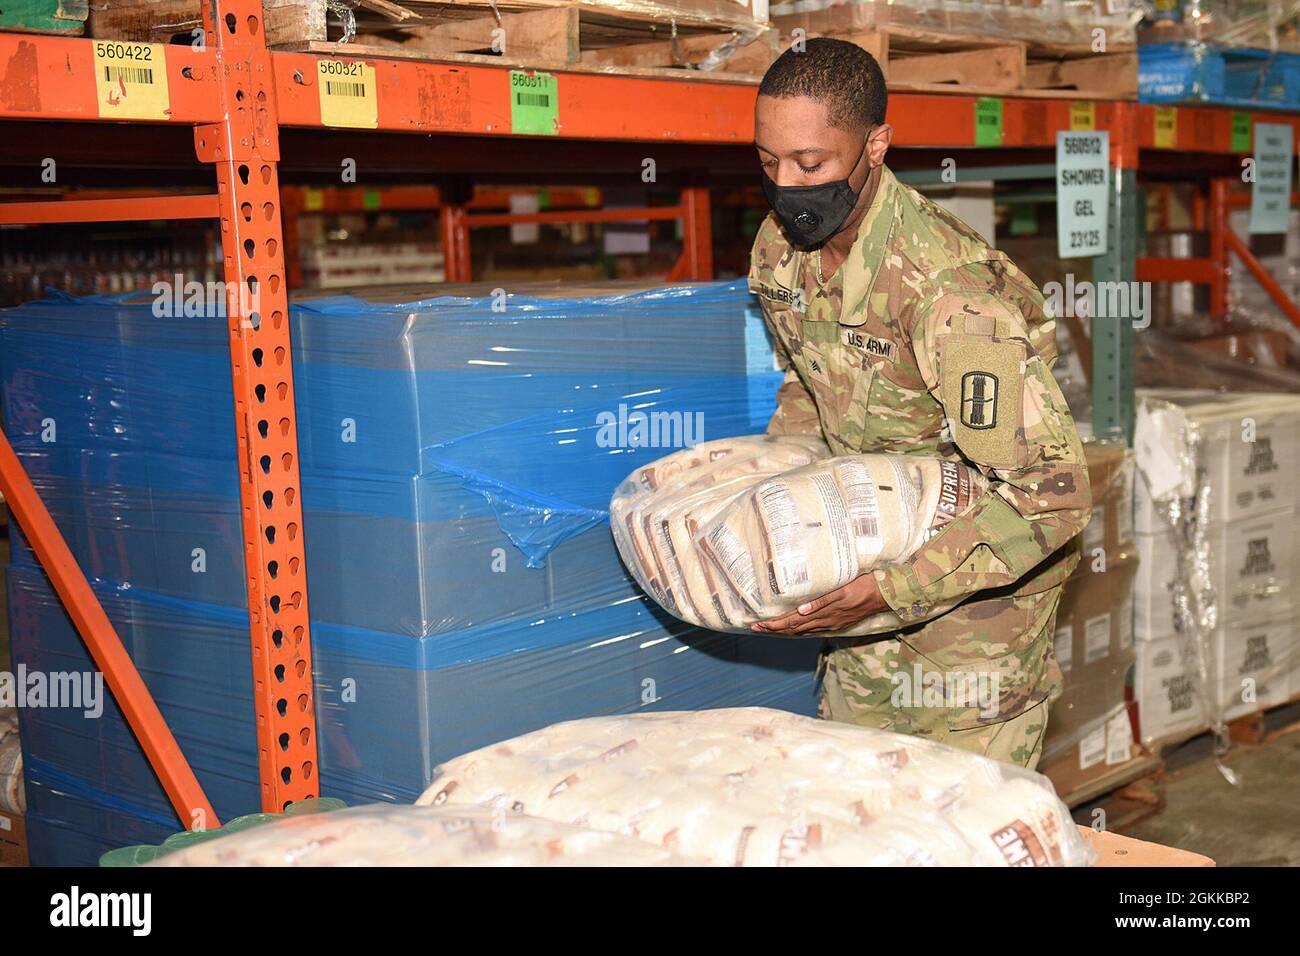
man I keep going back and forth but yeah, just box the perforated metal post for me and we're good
[195,0,319,812]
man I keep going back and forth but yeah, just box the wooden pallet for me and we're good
[0,0,88,36]
[86,1,773,71]
[88,0,775,77]
[1062,752,1165,831]
[773,9,1137,99]
[88,0,324,46]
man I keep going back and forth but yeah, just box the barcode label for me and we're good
[103,66,153,85]
[326,80,367,98]
[756,480,808,592]
[515,92,550,108]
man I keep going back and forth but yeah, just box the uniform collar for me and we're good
[821,164,899,327]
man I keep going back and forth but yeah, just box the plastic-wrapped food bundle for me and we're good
[151,804,689,867]
[0,709,23,815]
[611,438,987,635]
[416,708,1095,868]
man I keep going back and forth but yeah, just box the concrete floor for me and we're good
[1119,702,1300,867]
[1,525,1297,866]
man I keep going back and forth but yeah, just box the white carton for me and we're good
[1133,510,1295,641]
[1134,635,1206,745]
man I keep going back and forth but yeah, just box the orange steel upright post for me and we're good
[1209,177,1230,320]
[195,0,319,812]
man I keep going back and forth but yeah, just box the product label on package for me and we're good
[94,41,170,120]
[1105,709,1133,765]
[1079,724,1106,770]
[1085,613,1110,663]
[1054,624,1073,673]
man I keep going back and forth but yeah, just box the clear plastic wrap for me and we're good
[0,280,826,865]
[1132,389,1300,756]
[416,707,1096,867]
[611,438,987,635]
[1139,38,1300,107]
[151,803,691,867]
[0,709,23,815]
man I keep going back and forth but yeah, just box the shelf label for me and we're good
[93,41,170,121]
[510,71,559,136]
[363,188,381,211]
[974,97,1003,147]
[1249,122,1293,235]
[1232,112,1252,153]
[317,59,378,129]
[304,187,324,211]
[1056,130,1110,258]
[1153,107,1177,148]
[1069,101,1095,132]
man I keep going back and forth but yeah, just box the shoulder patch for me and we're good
[939,335,1025,468]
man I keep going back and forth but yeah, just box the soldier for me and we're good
[748,38,1091,769]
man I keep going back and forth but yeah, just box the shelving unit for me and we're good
[2,1,1297,833]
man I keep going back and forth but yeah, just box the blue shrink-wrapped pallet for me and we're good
[0,281,821,865]
[1140,41,1300,109]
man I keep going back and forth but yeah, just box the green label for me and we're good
[1232,113,1252,153]
[975,98,1003,147]
[363,188,381,211]
[509,71,559,136]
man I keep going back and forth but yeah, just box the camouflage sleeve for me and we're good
[761,302,824,439]
[872,289,1092,620]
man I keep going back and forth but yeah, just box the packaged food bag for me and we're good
[417,708,1094,868]
[611,437,987,635]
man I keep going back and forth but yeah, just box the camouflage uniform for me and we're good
[748,166,1091,769]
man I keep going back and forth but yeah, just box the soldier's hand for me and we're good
[751,573,889,635]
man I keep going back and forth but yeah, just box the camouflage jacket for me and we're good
[748,165,1091,623]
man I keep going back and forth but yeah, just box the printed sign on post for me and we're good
[1056,131,1110,258]
[1249,122,1294,235]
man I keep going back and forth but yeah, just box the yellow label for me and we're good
[304,187,324,212]
[1069,102,1095,132]
[1154,107,1177,149]
[93,41,170,120]
[317,59,378,129]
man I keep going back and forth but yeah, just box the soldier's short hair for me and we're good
[758,38,887,130]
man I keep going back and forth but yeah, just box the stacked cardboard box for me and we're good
[1132,390,1300,746]
[1042,443,1139,797]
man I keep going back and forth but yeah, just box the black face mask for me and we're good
[760,135,871,249]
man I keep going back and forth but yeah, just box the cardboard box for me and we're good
[1042,704,1136,797]
[1080,442,1135,557]
[1044,552,1138,790]
[1054,555,1138,679]
[1216,615,1294,720]
[1135,391,1300,535]
[1134,634,1206,745]
[0,810,26,867]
